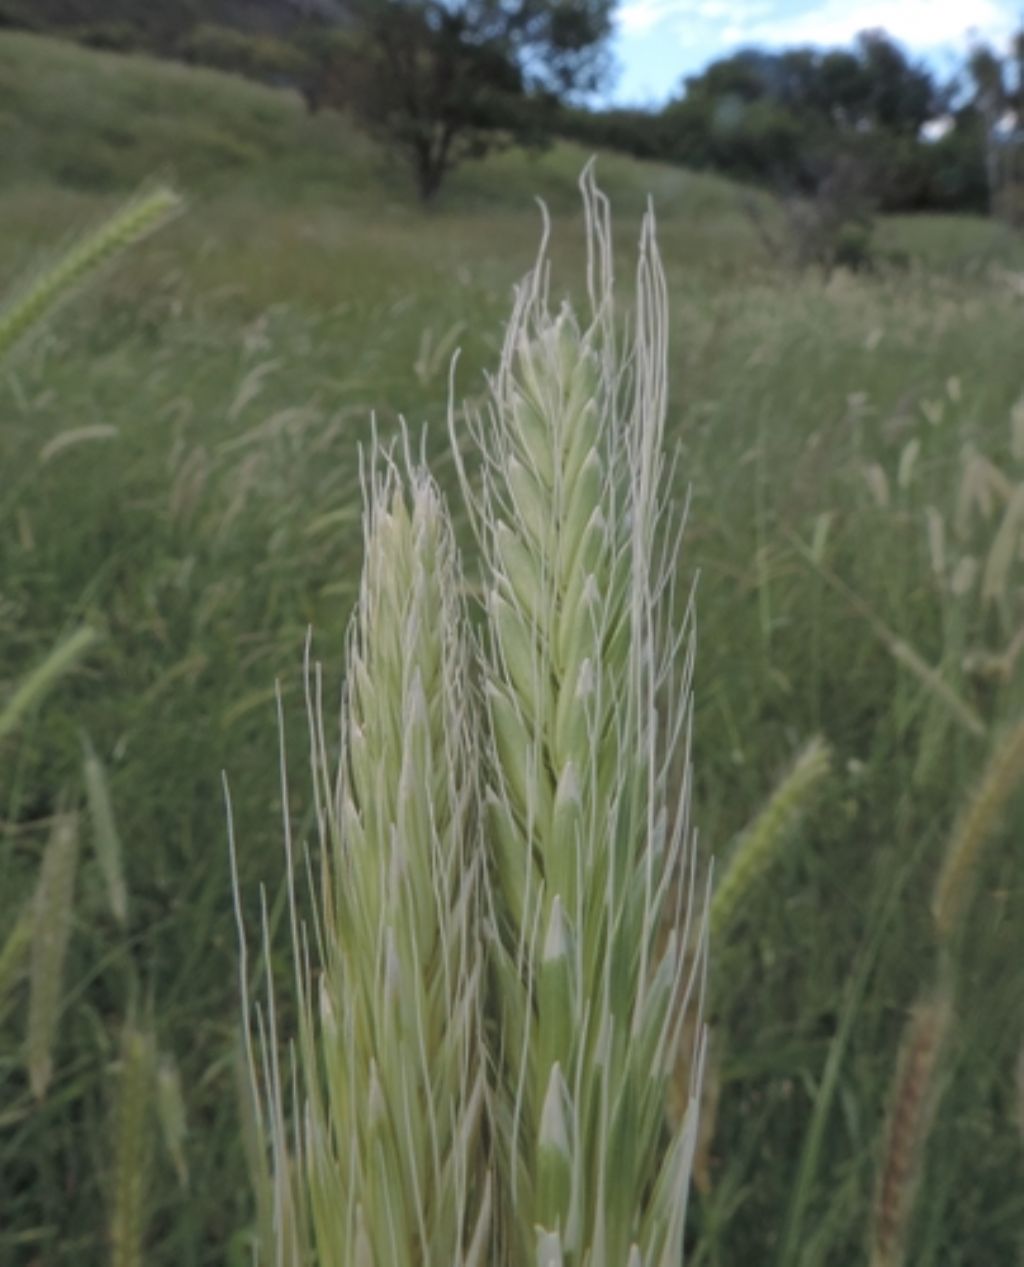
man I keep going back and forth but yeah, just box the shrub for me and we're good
[178,24,311,89]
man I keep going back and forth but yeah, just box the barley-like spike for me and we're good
[932,719,1024,939]
[110,1023,156,1267]
[0,185,182,361]
[710,736,830,937]
[82,733,129,926]
[26,810,79,1099]
[870,989,952,1267]
[456,163,704,1264]
[242,438,487,1265]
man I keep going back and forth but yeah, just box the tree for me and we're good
[963,30,1024,220]
[658,33,948,211]
[319,0,615,200]
[967,43,1008,209]
[854,29,935,134]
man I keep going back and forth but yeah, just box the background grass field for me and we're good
[1,29,1022,1266]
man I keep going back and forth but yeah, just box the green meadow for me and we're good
[1,29,1022,1266]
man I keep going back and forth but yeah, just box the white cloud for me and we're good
[742,0,1016,50]
[618,0,1016,49]
[617,0,690,35]
[693,0,745,18]
[612,0,1019,105]
[616,0,770,34]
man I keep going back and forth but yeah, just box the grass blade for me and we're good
[81,732,129,926]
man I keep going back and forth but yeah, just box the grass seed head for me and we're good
[455,165,704,1264]
[0,185,182,361]
[871,989,952,1267]
[246,441,486,1266]
[710,735,831,938]
[932,719,1024,940]
[26,809,79,1100]
[110,1023,157,1267]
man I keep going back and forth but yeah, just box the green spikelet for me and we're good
[110,1023,156,1267]
[932,719,1024,940]
[457,166,705,1265]
[0,625,99,743]
[243,443,488,1266]
[0,186,182,361]
[710,736,831,937]
[26,810,79,1099]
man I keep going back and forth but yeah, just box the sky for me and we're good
[608,0,1022,105]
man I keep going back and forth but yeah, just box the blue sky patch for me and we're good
[608,0,1021,104]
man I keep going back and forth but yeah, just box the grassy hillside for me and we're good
[2,30,1023,1267]
[0,30,746,210]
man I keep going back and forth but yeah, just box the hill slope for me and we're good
[0,30,749,216]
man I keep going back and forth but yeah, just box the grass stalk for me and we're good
[790,539,987,739]
[773,837,927,1267]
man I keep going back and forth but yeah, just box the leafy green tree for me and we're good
[322,0,615,200]
[659,34,943,208]
[855,29,935,134]
[963,33,1024,218]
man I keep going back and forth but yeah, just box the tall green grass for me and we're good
[3,31,1023,1267]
